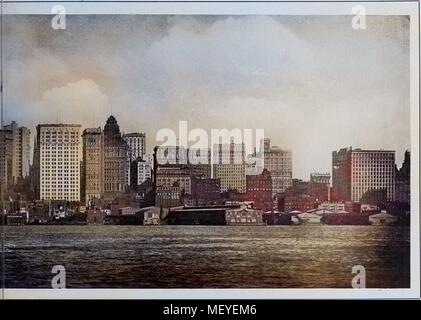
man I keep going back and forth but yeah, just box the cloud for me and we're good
[38,79,111,127]
[4,15,410,179]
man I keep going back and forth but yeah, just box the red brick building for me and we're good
[284,194,318,213]
[245,169,273,211]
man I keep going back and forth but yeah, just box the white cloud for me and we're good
[38,79,111,127]
[4,15,410,178]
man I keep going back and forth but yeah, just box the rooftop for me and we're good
[123,132,146,137]
[37,124,82,128]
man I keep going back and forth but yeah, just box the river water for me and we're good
[2,225,410,288]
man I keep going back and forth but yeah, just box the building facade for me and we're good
[123,132,146,185]
[0,127,14,192]
[155,185,181,208]
[0,122,31,192]
[103,116,128,202]
[155,165,192,195]
[35,124,82,201]
[332,148,395,202]
[318,202,346,212]
[395,150,410,204]
[189,148,211,179]
[123,132,146,161]
[187,177,222,206]
[82,127,103,206]
[284,194,317,213]
[310,172,330,185]
[262,139,292,196]
[225,205,263,226]
[246,169,273,211]
[130,159,152,186]
[212,142,246,193]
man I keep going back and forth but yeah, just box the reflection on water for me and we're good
[4,225,410,288]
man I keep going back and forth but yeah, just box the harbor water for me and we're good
[3,225,410,288]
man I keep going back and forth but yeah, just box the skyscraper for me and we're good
[123,132,146,161]
[82,127,103,206]
[130,159,152,186]
[0,121,31,191]
[262,139,292,196]
[123,132,146,186]
[212,142,246,193]
[103,115,128,202]
[395,150,410,204]
[34,124,82,201]
[0,127,14,192]
[332,147,395,202]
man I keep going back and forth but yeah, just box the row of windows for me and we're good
[41,146,79,150]
[41,189,78,192]
[41,194,79,197]
[41,132,79,136]
[41,151,78,154]
[41,139,79,143]
[41,170,78,173]
[157,178,190,183]
[41,175,78,178]
[42,164,78,167]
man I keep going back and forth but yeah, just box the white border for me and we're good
[2,1,420,15]
[2,1,420,299]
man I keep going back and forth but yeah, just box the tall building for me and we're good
[34,124,82,201]
[332,148,395,202]
[123,132,146,185]
[395,150,410,204]
[0,127,14,192]
[130,159,152,186]
[82,127,103,206]
[212,142,246,193]
[0,122,31,191]
[123,132,146,161]
[143,154,154,169]
[262,139,292,196]
[103,116,128,202]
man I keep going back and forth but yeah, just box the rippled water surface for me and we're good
[3,225,410,288]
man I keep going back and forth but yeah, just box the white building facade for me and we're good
[123,132,146,161]
[136,160,152,185]
[123,132,146,186]
[350,150,395,202]
[37,124,82,201]
[262,139,292,195]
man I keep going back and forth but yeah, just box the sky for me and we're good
[4,15,410,179]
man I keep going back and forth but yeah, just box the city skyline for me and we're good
[0,117,409,174]
[1,2,415,293]
[4,15,410,179]
[0,115,410,229]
